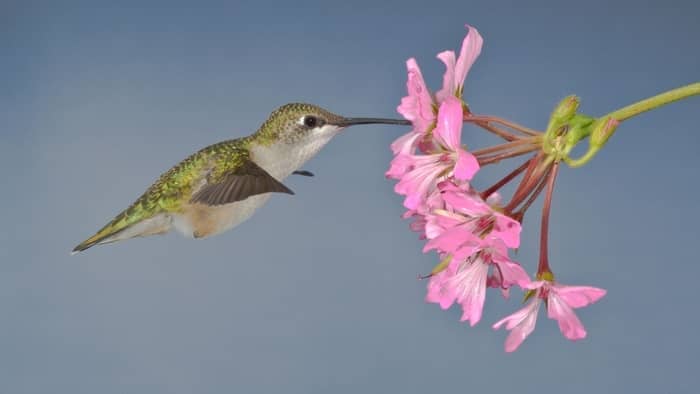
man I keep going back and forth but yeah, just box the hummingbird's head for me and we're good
[256,103,410,146]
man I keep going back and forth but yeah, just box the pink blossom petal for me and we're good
[397,58,435,133]
[553,285,607,309]
[390,130,422,156]
[453,149,480,181]
[492,258,531,289]
[436,180,465,193]
[453,260,490,326]
[435,26,483,103]
[490,214,521,249]
[433,97,463,151]
[385,153,415,179]
[424,214,461,240]
[547,293,587,341]
[441,187,490,216]
[394,155,445,209]
[435,50,456,103]
[493,299,541,352]
[425,265,457,309]
[454,25,483,91]
[423,227,473,254]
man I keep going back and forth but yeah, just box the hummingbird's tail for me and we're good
[72,206,172,254]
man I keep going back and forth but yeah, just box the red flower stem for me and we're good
[470,120,519,141]
[504,152,548,211]
[513,165,551,214]
[480,157,533,200]
[463,111,518,141]
[471,137,538,157]
[467,115,541,136]
[537,162,560,274]
[478,145,540,166]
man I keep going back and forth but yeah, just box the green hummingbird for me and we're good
[72,103,409,253]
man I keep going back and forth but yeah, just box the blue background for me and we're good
[2,0,699,392]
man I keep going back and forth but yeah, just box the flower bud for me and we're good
[590,117,620,148]
[552,95,580,124]
[545,96,580,144]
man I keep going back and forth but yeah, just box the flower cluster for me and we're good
[387,25,606,352]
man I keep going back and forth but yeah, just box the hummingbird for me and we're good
[72,103,409,253]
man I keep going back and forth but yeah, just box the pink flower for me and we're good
[422,183,519,259]
[436,25,484,103]
[493,281,607,352]
[388,25,483,170]
[426,240,530,326]
[438,181,521,248]
[393,97,479,209]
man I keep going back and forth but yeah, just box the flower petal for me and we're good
[547,292,587,341]
[493,299,541,352]
[491,214,521,249]
[454,149,480,181]
[397,58,435,133]
[389,130,422,156]
[425,265,457,309]
[553,285,607,309]
[435,50,456,103]
[423,226,473,254]
[454,25,483,93]
[385,153,415,179]
[453,259,490,326]
[433,96,463,151]
[492,258,531,289]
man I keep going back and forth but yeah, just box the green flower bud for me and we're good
[552,95,580,124]
[590,117,620,148]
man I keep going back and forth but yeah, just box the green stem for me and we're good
[563,82,699,168]
[603,82,700,122]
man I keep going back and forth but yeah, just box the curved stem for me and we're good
[604,82,700,122]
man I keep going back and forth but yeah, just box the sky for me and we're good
[2,0,699,393]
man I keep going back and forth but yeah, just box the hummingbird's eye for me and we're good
[303,115,318,128]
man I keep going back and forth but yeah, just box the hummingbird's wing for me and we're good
[190,158,294,206]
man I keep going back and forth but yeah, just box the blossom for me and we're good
[426,181,521,249]
[393,97,479,209]
[388,25,484,172]
[425,239,530,326]
[493,280,607,352]
[436,25,484,103]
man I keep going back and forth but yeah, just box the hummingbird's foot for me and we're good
[292,170,315,177]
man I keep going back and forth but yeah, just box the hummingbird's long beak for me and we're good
[336,117,411,127]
